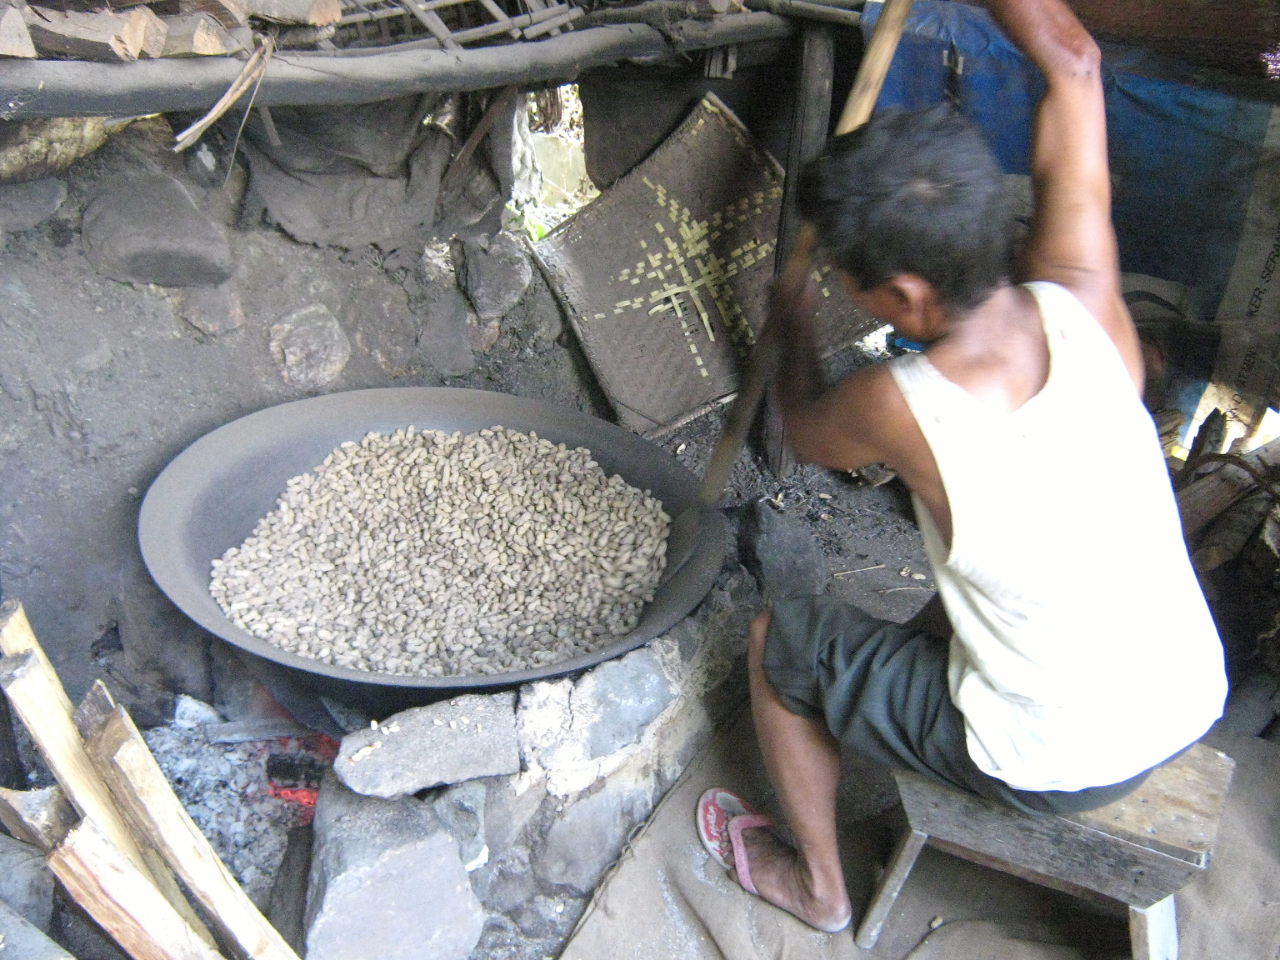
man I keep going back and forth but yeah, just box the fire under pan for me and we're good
[139,388,728,712]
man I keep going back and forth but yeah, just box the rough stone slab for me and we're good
[268,303,351,389]
[305,771,484,960]
[334,692,519,798]
[456,231,532,321]
[482,770,547,858]
[740,500,830,602]
[0,899,73,959]
[432,779,487,871]
[0,833,53,932]
[0,179,65,234]
[177,282,244,336]
[517,645,679,779]
[534,779,654,894]
[417,284,475,377]
[81,174,233,286]
[576,648,679,759]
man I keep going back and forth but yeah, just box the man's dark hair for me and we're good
[798,106,1013,312]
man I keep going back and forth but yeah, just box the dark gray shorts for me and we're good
[762,595,1154,815]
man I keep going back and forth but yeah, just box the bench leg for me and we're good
[1130,895,1178,960]
[854,828,927,950]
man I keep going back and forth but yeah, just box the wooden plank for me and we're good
[893,769,1203,907]
[765,20,834,479]
[161,14,243,56]
[177,0,249,28]
[1069,744,1235,863]
[0,6,37,58]
[0,785,76,852]
[47,819,225,960]
[245,0,341,24]
[1130,895,1178,960]
[0,651,146,872]
[853,827,926,949]
[87,707,301,960]
[22,6,143,61]
[73,680,118,743]
[0,602,72,717]
[1178,436,1280,538]
[0,606,216,949]
[925,835,1125,910]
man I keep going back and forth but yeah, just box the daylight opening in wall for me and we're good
[508,84,599,243]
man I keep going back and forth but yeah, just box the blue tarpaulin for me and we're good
[861,0,1274,322]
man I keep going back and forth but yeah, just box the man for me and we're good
[699,0,1228,933]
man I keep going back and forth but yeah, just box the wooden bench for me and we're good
[854,744,1235,960]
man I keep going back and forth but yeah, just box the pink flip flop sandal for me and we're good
[696,788,774,894]
[696,787,853,933]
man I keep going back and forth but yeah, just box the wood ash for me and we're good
[142,698,315,908]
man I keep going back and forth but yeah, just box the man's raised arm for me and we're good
[982,0,1144,390]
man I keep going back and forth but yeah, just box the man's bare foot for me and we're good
[726,820,852,932]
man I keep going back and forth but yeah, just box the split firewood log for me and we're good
[177,0,248,28]
[22,5,143,60]
[134,4,167,57]
[245,0,340,26]
[0,6,36,57]
[161,12,242,55]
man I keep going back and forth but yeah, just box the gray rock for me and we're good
[433,780,487,871]
[0,834,53,931]
[468,318,502,354]
[269,304,351,389]
[514,894,573,939]
[534,780,653,894]
[482,849,538,914]
[334,693,519,798]
[0,179,66,233]
[483,773,547,857]
[741,501,831,602]
[576,648,679,759]
[347,279,418,377]
[417,285,475,377]
[305,772,484,960]
[0,900,73,958]
[178,283,245,337]
[81,175,233,286]
[456,232,532,321]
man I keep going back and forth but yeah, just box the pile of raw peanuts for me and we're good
[209,425,670,676]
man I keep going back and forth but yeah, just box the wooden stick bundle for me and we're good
[0,600,302,960]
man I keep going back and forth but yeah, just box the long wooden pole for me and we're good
[690,0,915,504]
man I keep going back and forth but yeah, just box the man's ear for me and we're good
[883,274,946,338]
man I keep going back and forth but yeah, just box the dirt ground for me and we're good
[0,118,931,709]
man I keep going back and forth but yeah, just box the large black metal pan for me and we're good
[139,388,728,713]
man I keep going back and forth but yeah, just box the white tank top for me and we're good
[888,281,1226,792]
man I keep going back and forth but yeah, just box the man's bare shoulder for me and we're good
[787,360,921,472]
